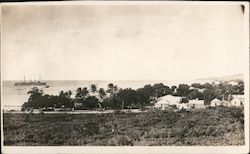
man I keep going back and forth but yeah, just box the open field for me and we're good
[3,106,244,146]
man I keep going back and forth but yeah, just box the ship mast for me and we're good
[24,75,26,82]
[39,74,41,82]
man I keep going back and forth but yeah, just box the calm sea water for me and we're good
[2,80,207,110]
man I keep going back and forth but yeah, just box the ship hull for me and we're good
[14,82,47,86]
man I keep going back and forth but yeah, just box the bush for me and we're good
[117,135,134,146]
[85,122,99,136]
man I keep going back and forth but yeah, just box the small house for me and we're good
[229,81,238,86]
[197,88,205,93]
[210,98,222,107]
[221,101,232,107]
[177,103,190,110]
[188,99,206,109]
[231,95,244,107]
[232,95,244,100]
[154,95,182,110]
[74,102,82,109]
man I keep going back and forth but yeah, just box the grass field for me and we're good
[3,106,244,146]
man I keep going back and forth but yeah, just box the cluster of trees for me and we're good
[22,80,244,111]
[22,87,74,111]
[176,81,244,104]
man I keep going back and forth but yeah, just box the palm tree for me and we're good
[99,88,107,100]
[90,84,98,96]
[107,83,114,89]
[113,85,119,93]
[106,83,119,95]
[66,90,72,99]
[82,87,89,98]
[75,87,82,99]
[106,83,114,94]
[106,83,120,101]
[59,90,72,99]
[28,87,43,96]
[59,90,65,97]
[27,87,43,102]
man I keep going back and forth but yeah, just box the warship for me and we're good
[14,75,47,86]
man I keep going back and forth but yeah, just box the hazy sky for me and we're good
[2,3,246,80]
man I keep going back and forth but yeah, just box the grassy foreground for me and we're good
[3,107,244,146]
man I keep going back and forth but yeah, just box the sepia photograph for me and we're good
[1,1,249,154]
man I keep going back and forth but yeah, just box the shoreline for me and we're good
[3,109,146,114]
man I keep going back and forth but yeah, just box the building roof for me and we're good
[232,95,244,99]
[189,87,195,90]
[178,103,189,107]
[188,99,204,105]
[198,89,205,93]
[155,95,181,105]
[229,81,238,86]
[211,98,221,103]
[158,95,182,101]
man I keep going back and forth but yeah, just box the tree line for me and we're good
[21,81,244,111]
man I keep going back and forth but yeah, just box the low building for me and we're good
[229,81,238,86]
[188,99,206,109]
[154,95,182,110]
[32,109,42,114]
[197,88,205,93]
[231,95,244,106]
[211,98,233,107]
[221,101,232,107]
[210,98,223,107]
[74,102,82,109]
[177,103,190,110]
[232,95,244,99]
[41,107,54,111]
[189,87,204,93]
[189,87,195,90]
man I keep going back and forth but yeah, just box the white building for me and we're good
[32,109,42,114]
[229,81,238,86]
[177,103,190,110]
[211,98,234,107]
[154,95,182,110]
[188,99,206,109]
[197,88,205,93]
[231,95,244,106]
[210,98,223,106]
[222,101,232,107]
[74,102,82,108]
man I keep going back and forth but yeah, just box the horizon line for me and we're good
[1,72,244,82]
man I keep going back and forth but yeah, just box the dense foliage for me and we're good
[22,87,74,110]
[22,81,244,110]
[4,107,244,146]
